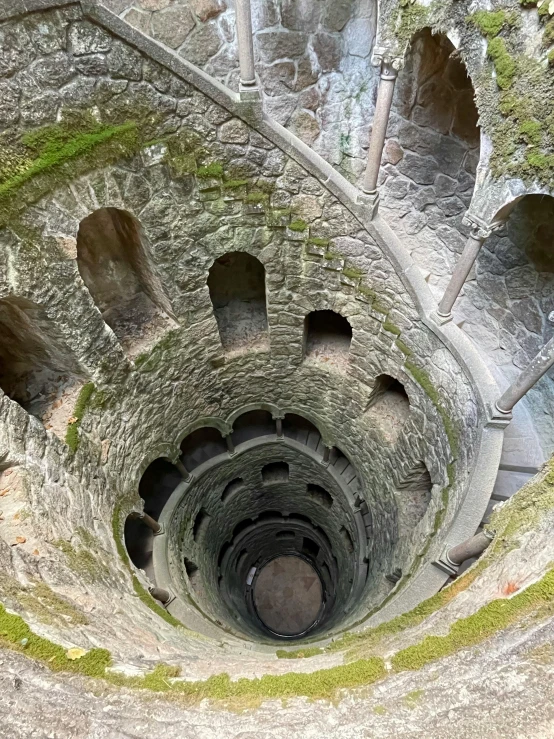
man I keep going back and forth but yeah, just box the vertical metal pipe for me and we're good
[437,216,504,320]
[362,55,400,195]
[496,335,554,414]
[235,0,256,88]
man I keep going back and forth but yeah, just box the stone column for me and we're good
[225,433,235,455]
[495,335,554,414]
[446,530,494,567]
[360,50,402,213]
[275,417,283,438]
[175,459,193,482]
[148,587,172,605]
[436,215,504,322]
[137,512,163,535]
[235,0,258,97]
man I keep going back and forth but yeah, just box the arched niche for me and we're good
[180,426,227,471]
[394,462,433,537]
[76,207,175,358]
[231,409,275,445]
[390,28,480,211]
[303,309,352,370]
[207,251,269,354]
[365,374,411,443]
[0,295,86,437]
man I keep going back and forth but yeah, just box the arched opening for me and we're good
[231,409,275,445]
[207,251,269,353]
[303,310,352,370]
[307,483,333,508]
[395,462,433,536]
[283,413,322,449]
[0,296,86,436]
[222,477,245,503]
[124,514,154,575]
[76,207,175,358]
[138,457,183,521]
[262,461,289,484]
[385,28,480,269]
[366,374,411,443]
[180,426,227,470]
[193,507,211,542]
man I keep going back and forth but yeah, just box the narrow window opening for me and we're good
[395,462,433,535]
[303,310,352,371]
[236,548,249,571]
[366,374,410,443]
[0,296,87,438]
[76,207,175,358]
[340,526,354,554]
[276,530,296,540]
[193,508,211,542]
[218,541,232,568]
[261,461,289,484]
[184,557,199,579]
[207,251,269,354]
[222,477,245,503]
[307,483,333,508]
[302,538,320,558]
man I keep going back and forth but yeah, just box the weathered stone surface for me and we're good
[151,5,196,48]
[256,31,309,63]
[218,118,250,144]
[178,21,222,64]
[68,21,112,55]
[312,33,341,73]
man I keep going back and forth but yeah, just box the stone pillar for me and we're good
[235,0,258,97]
[322,445,332,466]
[137,512,163,535]
[495,335,554,415]
[148,587,172,605]
[275,418,283,438]
[175,459,193,482]
[446,529,495,567]
[359,50,402,214]
[436,215,504,322]
[225,433,235,455]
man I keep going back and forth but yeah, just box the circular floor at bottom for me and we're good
[253,555,323,637]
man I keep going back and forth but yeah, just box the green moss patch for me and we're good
[0,602,111,677]
[288,219,308,232]
[65,382,95,453]
[0,115,139,225]
[392,565,554,671]
[404,360,458,457]
[276,646,324,659]
[196,162,223,178]
[487,37,517,90]
[468,10,517,38]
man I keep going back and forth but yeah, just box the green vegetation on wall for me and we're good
[65,382,95,453]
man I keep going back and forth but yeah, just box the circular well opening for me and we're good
[252,555,323,637]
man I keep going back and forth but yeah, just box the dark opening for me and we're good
[76,208,174,357]
[139,457,183,520]
[304,310,352,368]
[0,296,85,425]
[395,462,433,534]
[222,477,245,503]
[276,530,296,540]
[232,409,275,444]
[184,557,199,578]
[307,483,333,508]
[193,508,211,542]
[340,525,354,553]
[302,537,320,558]
[366,374,411,443]
[207,251,269,353]
[180,426,227,470]
[261,461,290,484]
[283,413,322,448]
